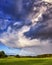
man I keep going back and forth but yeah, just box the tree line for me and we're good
[0,51,52,58]
[15,54,52,58]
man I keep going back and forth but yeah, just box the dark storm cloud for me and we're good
[24,6,52,40]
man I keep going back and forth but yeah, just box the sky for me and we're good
[0,0,52,56]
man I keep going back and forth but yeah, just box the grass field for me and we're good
[0,57,52,65]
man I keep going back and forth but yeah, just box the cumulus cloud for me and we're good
[0,0,52,56]
[0,25,42,48]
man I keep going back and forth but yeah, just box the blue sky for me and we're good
[0,0,52,56]
[0,42,20,55]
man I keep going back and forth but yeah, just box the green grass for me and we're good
[0,57,52,65]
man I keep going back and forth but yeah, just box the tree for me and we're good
[0,51,7,58]
[15,55,20,58]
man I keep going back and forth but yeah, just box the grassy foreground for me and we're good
[0,57,52,65]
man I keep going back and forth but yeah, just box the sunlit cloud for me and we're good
[43,0,52,3]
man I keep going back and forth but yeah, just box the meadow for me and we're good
[0,57,52,65]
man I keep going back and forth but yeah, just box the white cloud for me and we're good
[13,21,22,26]
[42,0,52,3]
[0,24,50,48]
[0,26,38,48]
[27,6,47,26]
[19,44,52,56]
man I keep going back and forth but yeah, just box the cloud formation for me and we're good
[0,0,52,55]
[24,4,52,40]
[0,25,42,48]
